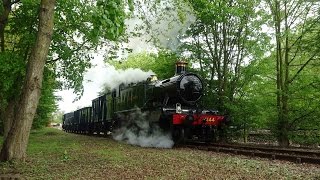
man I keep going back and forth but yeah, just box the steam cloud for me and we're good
[102,65,154,91]
[113,108,174,148]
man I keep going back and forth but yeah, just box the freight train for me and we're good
[62,61,228,143]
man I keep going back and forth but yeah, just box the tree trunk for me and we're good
[278,128,289,147]
[0,0,55,162]
[243,123,248,143]
[0,0,12,52]
[278,0,290,147]
[268,0,290,147]
[2,75,24,138]
[3,100,15,139]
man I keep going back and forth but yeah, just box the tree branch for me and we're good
[289,16,320,50]
[288,52,317,84]
[46,40,88,64]
[289,110,316,130]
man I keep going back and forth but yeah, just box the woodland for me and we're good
[0,0,319,162]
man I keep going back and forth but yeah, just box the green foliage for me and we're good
[231,49,320,144]
[32,68,58,129]
[0,1,57,130]
[0,0,129,135]
[0,52,25,102]
[111,50,179,79]
[150,51,179,79]
[111,53,155,71]
[51,0,128,98]
[93,0,126,41]
[178,0,270,114]
[0,52,25,134]
[229,57,278,130]
[289,130,320,146]
[51,111,64,124]
[0,1,4,15]
[62,150,69,162]
[265,1,320,145]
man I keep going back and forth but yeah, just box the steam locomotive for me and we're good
[63,61,228,143]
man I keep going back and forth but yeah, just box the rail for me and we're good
[183,142,320,165]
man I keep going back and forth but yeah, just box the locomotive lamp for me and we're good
[176,103,182,113]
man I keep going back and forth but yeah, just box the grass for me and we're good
[0,128,319,179]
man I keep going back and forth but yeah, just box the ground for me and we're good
[0,128,319,179]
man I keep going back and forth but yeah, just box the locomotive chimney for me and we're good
[175,61,188,75]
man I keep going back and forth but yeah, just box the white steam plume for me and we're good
[113,108,174,149]
[102,65,154,91]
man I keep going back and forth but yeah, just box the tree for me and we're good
[0,0,129,161]
[0,0,56,161]
[179,0,269,114]
[227,57,278,142]
[266,0,320,147]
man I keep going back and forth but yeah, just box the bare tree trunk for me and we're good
[0,0,55,162]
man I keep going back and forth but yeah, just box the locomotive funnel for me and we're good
[175,61,188,75]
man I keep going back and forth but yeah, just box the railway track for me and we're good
[183,142,320,165]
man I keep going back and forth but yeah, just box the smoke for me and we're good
[102,65,154,91]
[113,108,174,148]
